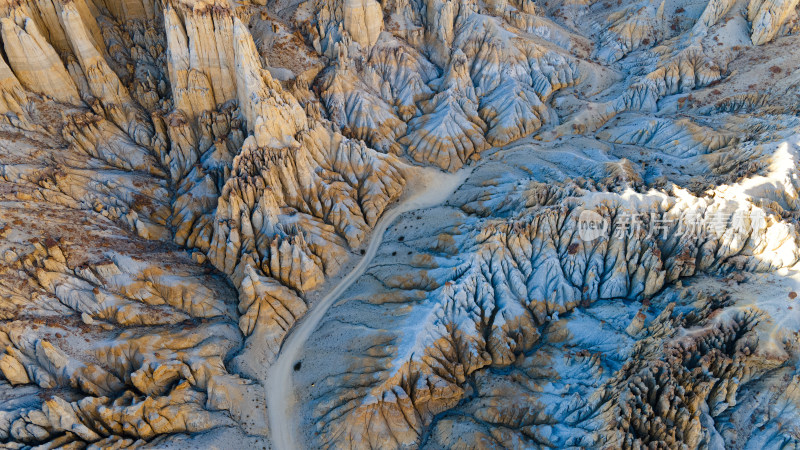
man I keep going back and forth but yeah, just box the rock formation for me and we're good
[1,0,800,448]
[0,16,81,105]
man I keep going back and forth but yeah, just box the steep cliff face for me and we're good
[304,0,384,54]
[748,0,800,44]
[0,16,81,105]
[165,0,236,117]
[1,0,800,448]
[0,42,27,121]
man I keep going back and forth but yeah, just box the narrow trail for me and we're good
[265,166,471,450]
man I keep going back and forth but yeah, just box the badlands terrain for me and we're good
[0,0,800,448]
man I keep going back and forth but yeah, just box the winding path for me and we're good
[265,166,471,450]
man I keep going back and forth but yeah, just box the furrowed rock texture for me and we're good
[0,45,27,121]
[304,0,580,171]
[306,0,384,54]
[303,145,800,447]
[61,2,155,147]
[2,0,800,448]
[231,15,307,147]
[292,0,800,447]
[0,16,81,104]
[748,0,800,45]
[0,0,413,446]
[207,123,407,294]
[165,1,237,119]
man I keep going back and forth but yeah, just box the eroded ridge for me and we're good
[0,0,799,448]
